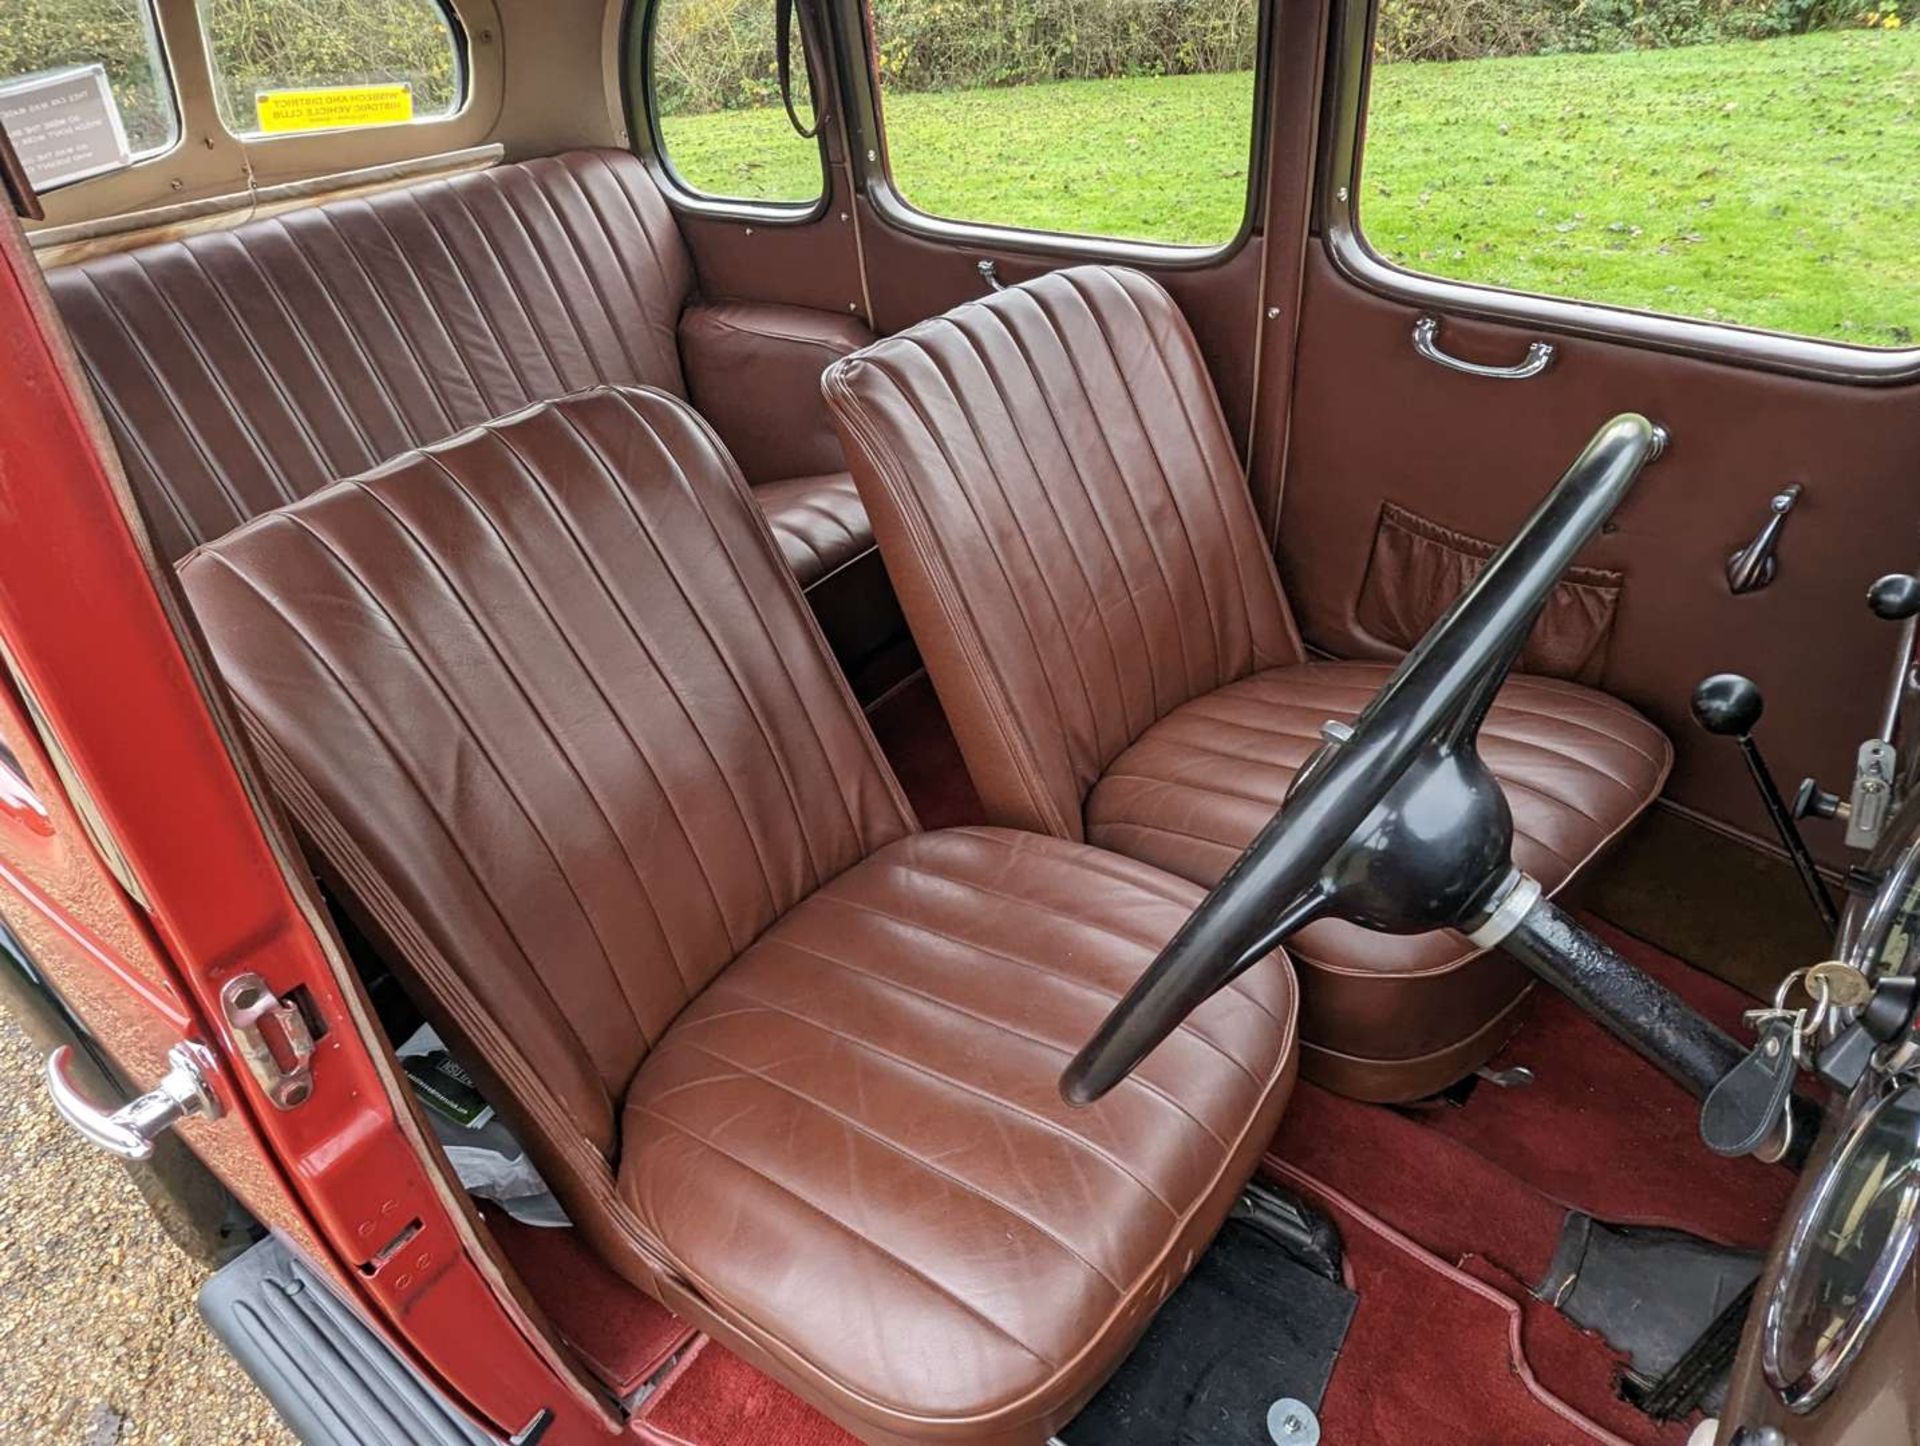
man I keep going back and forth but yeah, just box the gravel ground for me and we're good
[0,1018,291,1446]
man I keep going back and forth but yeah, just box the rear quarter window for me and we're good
[196,0,465,138]
[0,0,178,182]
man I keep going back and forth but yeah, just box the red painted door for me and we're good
[0,204,619,1442]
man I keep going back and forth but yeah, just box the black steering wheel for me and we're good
[1061,413,1667,1105]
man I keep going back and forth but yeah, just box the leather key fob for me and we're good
[1700,1016,1799,1158]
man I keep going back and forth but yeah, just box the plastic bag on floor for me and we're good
[396,1024,570,1228]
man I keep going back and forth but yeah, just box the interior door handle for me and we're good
[1726,483,1802,595]
[1413,315,1555,380]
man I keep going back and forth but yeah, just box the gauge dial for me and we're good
[1764,1083,1920,1410]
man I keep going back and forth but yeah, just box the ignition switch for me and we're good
[1815,973,1920,1092]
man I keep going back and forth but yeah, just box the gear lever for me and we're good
[1690,674,1839,932]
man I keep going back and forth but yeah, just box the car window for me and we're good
[1357,0,1918,347]
[0,0,178,189]
[196,0,465,138]
[865,0,1262,247]
[646,0,828,206]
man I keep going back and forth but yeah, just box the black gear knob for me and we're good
[1869,573,1920,622]
[1691,673,1764,738]
[1690,670,1838,931]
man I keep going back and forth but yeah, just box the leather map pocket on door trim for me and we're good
[1355,502,1623,684]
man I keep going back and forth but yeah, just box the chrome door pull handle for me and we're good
[1413,315,1555,380]
[46,1042,221,1160]
[1726,483,1803,595]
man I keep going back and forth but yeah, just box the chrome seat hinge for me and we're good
[220,972,317,1109]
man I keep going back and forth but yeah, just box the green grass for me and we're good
[661,28,1920,345]
[659,70,1255,237]
[1365,30,1920,346]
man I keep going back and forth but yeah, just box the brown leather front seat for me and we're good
[823,264,1672,1102]
[177,385,1297,1445]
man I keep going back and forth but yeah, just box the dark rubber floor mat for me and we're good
[1063,1217,1357,1445]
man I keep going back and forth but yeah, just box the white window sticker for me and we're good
[0,64,133,192]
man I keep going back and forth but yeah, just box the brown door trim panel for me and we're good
[1277,247,1920,872]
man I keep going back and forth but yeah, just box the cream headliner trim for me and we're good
[33,144,504,266]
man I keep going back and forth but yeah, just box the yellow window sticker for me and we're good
[254,84,415,135]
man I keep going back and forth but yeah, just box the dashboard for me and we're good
[1723,589,1920,1443]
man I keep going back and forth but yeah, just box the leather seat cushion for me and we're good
[620,825,1297,1441]
[1086,660,1672,1070]
[754,470,875,589]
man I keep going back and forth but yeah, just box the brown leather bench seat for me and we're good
[46,148,874,592]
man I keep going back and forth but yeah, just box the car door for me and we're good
[1268,0,1920,898]
[0,174,616,1444]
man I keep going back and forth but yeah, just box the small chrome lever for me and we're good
[976,258,1005,293]
[1411,315,1554,380]
[46,1042,221,1160]
[1726,483,1802,595]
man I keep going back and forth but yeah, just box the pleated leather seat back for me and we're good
[52,151,693,563]
[177,385,913,1158]
[824,264,1306,839]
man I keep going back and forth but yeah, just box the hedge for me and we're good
[3,0,1882,139]
[0,0,458,146]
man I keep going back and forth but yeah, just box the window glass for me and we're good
[1359,2,1918,347]
[648,0,827,205]
[0,0,178,187]
[868,0,1260,246]
[196,0,464,138]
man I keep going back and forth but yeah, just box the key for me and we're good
[1807,960,1874,1010]
[1700,1012,1801,1158]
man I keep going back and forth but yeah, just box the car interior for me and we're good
[8,0,1920,1442]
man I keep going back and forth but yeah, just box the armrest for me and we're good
[679,301,877,486]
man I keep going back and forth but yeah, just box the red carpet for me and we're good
[1274,1080,1568,1282]
[1267,915,1795,1443]
[1418,915,1796,1250]
[1275,1162,1658,1446]
[1463,1255,1691,1446]
[632,1337,854,1446]
[485,1211,694,1396]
